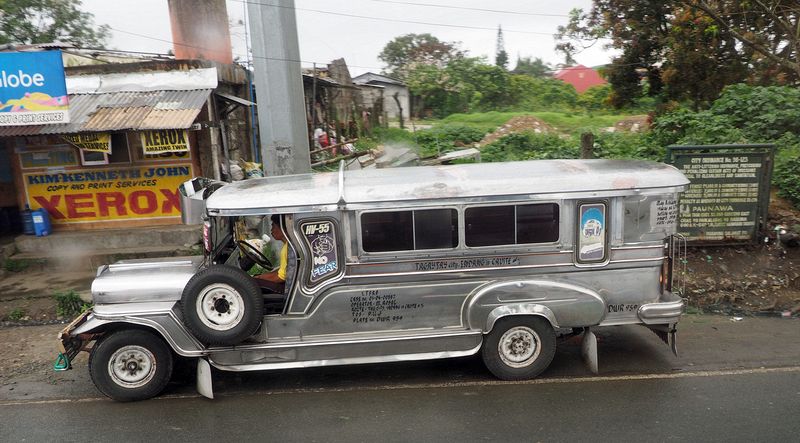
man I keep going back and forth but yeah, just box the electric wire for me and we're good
[228,0,557,36]
[369,0,570,18]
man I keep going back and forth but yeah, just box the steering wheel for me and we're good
[237,240,273,269]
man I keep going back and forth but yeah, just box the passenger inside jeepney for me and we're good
[251,214,288,294]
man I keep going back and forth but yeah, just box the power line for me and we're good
[107,25,387,71]
[229,0,558,36]
[369,0,570,18]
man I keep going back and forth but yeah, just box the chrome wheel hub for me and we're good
[196,283,245,331]
[108,345,156,388]
[498,326,541,368]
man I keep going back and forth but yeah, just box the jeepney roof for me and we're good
[205,159,689,215]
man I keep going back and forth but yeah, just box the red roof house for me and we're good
[553,65,606,93]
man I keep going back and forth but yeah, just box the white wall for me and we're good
[382,84,410,122]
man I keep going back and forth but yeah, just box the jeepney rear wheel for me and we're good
[89,329,174,402]
[181,265,263,346]
[481,316,556,380]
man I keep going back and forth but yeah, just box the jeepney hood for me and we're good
[91,256,205,304]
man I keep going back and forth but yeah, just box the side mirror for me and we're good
[179,177,225,225]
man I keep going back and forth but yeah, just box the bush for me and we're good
[372,127,415,143]
[648,108,746,147]
[577,84,612,111]
[54,290,90,318]
[413,124,486,158]
[4,259,31,273]
[649,84,800,206]
[593,132,663,161]
[775,156,800,205]
[482,133,579,162]
[709,84,800,140]
[8,307,26,321]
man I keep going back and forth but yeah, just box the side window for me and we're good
[414,209,458,249]
[465,203,559,247]
[361,211,413,252]
[361,209,458,252]
[465,206,514,247]
[517,203,559,243]
[577,202,608,263]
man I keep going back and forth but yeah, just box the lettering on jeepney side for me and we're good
[349,290,424,323]
[413,256,520,272]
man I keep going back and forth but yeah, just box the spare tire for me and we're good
[180,265,263,346]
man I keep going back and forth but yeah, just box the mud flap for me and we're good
[646,323,678,356]
[581,328,598,374]
[197,358,214,399]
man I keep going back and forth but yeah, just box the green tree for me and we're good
[0,0,109,47]
[511,56,551,78]
[495,25,508,70]
[662,7,748,110]
[577,84,612,111]
[557,1,676,108]
[405,63,448,117]
[684,1,799,80]
[405,57,517,116]
[378,33,463,81]
[555,1,770,109]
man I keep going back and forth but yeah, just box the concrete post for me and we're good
[581,132,595,159]
[247,0,311,176]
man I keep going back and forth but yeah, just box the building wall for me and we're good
[382,84,410,121]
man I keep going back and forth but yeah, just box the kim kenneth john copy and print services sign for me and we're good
[0,51,69,126]
[23,165,193,224]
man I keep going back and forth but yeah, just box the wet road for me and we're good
[2,368,800,442]
[2,316,799,441]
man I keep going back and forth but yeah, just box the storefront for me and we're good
[0,65,225,231]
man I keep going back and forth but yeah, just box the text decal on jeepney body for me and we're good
[413,256,520,272]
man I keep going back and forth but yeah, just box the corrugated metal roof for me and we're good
[352,72,405,87]
[0,89,211,136]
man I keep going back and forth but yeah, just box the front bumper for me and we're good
[55,310,93,371]
[637,291,685,325]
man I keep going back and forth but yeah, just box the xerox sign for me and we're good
[0,51,69,126]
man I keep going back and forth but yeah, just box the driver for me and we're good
[253,214,288,293]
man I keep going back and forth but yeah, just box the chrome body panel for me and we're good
[70,160,689,376]
[208,330,482,371]
[637,291,685,325]
[209,345,481,372]
[82,302,206,356]
[72,245,677,367]
[91,256,205,304]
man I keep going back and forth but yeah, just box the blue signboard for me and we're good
[0,51,69,126]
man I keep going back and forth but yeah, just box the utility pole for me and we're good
[247,0,311,176]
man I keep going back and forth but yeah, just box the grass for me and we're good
[4,258,31,273]
[531,112,634,134]
[8,307,26,321]
[53,290,91,318]
[418,111,639,136]
[439,111,530,132]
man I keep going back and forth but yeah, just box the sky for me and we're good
[80,0,617,76]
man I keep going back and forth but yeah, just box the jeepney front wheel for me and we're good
[482,316,556,380]
[181,265,263,346]
[89,329,174,402]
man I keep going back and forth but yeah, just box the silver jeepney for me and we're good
[57,159,689,401]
